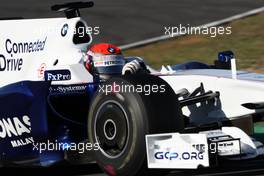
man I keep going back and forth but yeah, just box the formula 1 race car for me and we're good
[0,1,263,176]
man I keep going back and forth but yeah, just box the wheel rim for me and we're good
[103,119,117,140]
[94,100,129,159]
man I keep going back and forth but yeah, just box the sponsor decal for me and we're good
[0,37,47,72]
[217,140,241,156]
[107,47,116,53]
[154,151,204,160]
[5,37,47,55]
[93,54,125,67]
[11,137,34,148]
[44,69,71,81]
[0,115,33,148]
[37,63,47,78]
[0,55,23,71]
[61,24,69,37]
[49,85,87,93]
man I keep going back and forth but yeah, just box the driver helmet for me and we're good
[85,43,125,78]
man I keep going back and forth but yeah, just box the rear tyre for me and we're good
[88,74,184,176]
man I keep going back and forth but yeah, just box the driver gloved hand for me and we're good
[122,60,141,75]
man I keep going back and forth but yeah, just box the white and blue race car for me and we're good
[0,1,263,176]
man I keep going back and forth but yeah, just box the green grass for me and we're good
[124,13,264,73]
[255,122,264,134]
[253,122,264,143]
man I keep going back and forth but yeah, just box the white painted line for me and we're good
[120,6,264,50]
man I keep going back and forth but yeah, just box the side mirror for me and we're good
[218,50,234,62]
[214,50,234,69]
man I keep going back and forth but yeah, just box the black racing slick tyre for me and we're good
[88,74,184,176]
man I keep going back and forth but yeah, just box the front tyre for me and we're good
[88,74,184,176]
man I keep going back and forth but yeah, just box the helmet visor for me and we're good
[96,65,124,74]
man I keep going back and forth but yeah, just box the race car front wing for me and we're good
[145,127,263,169]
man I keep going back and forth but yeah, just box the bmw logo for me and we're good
[61,24,69,37]
[108,47,115,53]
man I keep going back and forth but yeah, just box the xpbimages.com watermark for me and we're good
[99,82,166,95]
[32,140,100,154]
[164,24,232,38]
[33,25,100,36]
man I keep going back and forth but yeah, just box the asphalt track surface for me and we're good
[0,0,264,45]
[1,0,264,175]
[1,157,264,176]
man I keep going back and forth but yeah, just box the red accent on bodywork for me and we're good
[104,165,116,176]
